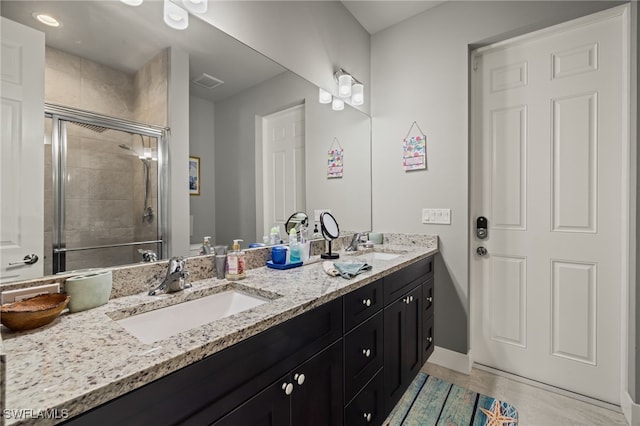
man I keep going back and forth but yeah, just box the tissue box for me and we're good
[64,270,112,313]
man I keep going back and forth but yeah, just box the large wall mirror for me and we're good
[0,1,371,284]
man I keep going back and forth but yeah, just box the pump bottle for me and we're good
[226,239,246,280]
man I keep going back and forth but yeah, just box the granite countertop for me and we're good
[1,241,437,425]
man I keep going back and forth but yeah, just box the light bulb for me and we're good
[351,83,364,106]
[332,98,344,111]
[164,0,189,30]
[182,0,207,14]
[338,74,352,98]
[318,88,332,104]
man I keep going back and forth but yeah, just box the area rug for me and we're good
[385,373,518,426]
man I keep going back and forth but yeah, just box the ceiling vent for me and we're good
[192,73,224,90]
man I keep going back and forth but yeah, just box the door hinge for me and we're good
[473,58,479,71]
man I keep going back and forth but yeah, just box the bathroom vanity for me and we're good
[1,238,436,426]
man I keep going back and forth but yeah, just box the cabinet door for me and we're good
[344,369,384,426]
[383,298,405,414]
[213,374,290,426]
[403,285,423,381]
[291,340,343,426]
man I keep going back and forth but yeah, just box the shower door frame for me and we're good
[45,103,169,273]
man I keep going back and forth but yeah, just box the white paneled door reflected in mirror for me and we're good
[0,0,371,284]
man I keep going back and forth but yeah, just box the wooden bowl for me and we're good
[1,293,70,331]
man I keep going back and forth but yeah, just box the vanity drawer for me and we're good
[344,278,383,332]
[423,277,434,319]
[383,256,433,306]
[344,311,383,403]
[344,369,384,426]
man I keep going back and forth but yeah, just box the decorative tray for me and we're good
[266,260,303,270]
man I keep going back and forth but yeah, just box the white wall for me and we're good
[168,47,190,257]
[197,1,371,114]
[189,95,215,244]
[371,1,626,354]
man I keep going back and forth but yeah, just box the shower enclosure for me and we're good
[44,104,168,274]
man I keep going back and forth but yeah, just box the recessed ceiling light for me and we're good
[32,13,62,28]
[120,0,144,5]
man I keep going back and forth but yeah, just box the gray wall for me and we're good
[189,95,216,245]
[633,0,640,404]
[168,47,190,258]
[370,1,627,355]
[214,72,315,246]
[214,71,372,247]
[197,1,371,114]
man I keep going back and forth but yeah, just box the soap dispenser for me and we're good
[289,229,302,263]
[201,236,212,255]
[226,239,246,280]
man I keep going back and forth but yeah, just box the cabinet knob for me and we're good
[427,296,433,303]
[410,295,414,302]
[294,373,305,385]
[362,348,371,358]
[362,298,372,307]
[282,382,294,395]
[363,412,372,422]
[427,336,433,343]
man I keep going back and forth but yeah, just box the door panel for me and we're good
[0,18,45,282]
[471,8,624,404]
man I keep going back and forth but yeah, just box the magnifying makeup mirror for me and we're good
[285,212,309,237]
[320,212,340,260]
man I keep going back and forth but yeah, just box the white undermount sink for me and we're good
[371,251,402,261]
[115,289,271,344]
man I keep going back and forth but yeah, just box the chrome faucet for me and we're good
[148,257,191,296]
[345,233,366,252]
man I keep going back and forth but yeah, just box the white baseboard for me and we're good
[428,346,473,375]
[622,392,640,425]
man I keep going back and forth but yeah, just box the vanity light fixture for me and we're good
[319,68,364,110]
[319,88,332,104]
[120,0,144,6]
[33,13,62,28]
[164,0,189,30]
[182,0,208,14]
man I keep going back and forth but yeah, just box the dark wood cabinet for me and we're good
[344,370,384,426]
[214,374,290,426]
[215,341,343,426]
[343,278,383,332]
[383,284,423,413]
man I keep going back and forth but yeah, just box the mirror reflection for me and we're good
[0,0,371,284]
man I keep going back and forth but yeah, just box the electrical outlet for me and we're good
[1,283,60,304]
[422,208,451,225]
[314,209,332,222]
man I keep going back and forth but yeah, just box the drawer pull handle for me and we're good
[427,336,433,343]
[294,373,306,385]
[363,412,372,422]
[362,298,372,307]
[282,382,294,395]
[427,296,433,303]
[362,348,371,357]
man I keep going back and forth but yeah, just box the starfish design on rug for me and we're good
[480,400,518,425]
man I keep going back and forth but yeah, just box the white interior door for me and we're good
[1,18,45,283]
[471,8,626,404]
[262,104,305,237]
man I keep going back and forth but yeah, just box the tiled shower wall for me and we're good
[43,47,168,274]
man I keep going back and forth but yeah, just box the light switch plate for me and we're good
[422,208,451,225]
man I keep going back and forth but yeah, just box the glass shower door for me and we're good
[47,107,166,274]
